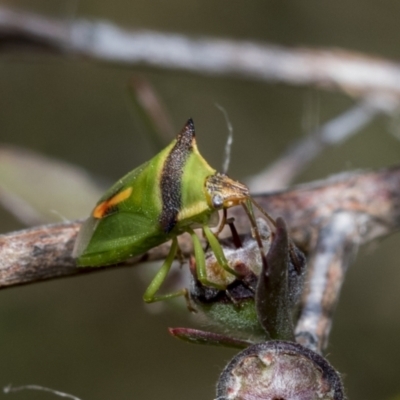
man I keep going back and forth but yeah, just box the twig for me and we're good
[1,166,400,290]
[237,166,400,253]
[295,212,359,352]
[127,76,176,149]
[247,94,400,192]
[0,220,178,288]
[2,6,400,97]
[248,166,400,351]
[4,384,82,400]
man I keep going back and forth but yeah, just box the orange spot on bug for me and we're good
[92,187,133,218]
[93,202,108,219]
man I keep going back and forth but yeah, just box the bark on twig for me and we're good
[0,221,83,287]
[0,221,175,288]
[2,6,400,97]
[237,166,400,253]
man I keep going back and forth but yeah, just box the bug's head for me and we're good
[205,173,250,210]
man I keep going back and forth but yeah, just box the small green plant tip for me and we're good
[73,119,279,306]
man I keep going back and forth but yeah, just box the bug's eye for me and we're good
[212,194,224,209]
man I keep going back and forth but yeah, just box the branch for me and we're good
[2,6,400,96]
[247,94,400,192]
[295,212,359,352]
[247,166,400,351]
[0,220,179,288]
[1,166,400,290]
[239,166,400,252]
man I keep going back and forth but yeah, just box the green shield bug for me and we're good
[73,119,274,306]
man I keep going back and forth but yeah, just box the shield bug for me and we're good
[73,119,274,305]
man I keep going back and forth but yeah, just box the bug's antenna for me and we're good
[250,198,277,231]
[215,104,233,174]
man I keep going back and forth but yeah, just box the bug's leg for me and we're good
[203,231,211,253]
[176,245,185,268]
[249,197,277,230]
[226,217,242,249]
[202,225,241,278]
[188,228,228,290]
[240,277,256,294]
[213,208,228,238]
[143,237,189,304]
[203,209,227,253]
[242,199,269,272]
[224,289,239,305]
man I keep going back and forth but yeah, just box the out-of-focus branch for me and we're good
[247,94,400,192]
[2,6,400,97]
[127,76,176,150]
[295,212,359,352]
[1,166,400,289]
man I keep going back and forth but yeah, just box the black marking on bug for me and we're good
[159,119,195,233]
[102,204,119,218]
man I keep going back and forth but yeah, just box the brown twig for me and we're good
[0,220,177,288]
[2,6,400,97]
[236,166,400,253]
[1,166,400,293]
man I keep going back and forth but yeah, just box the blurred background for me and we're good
[1,1,400,399]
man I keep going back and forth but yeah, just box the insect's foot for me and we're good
[225,289,239,306]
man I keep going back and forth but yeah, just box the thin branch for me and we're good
[127,76,176,149]
[1,166,400,289]
[295,212,359,352]
[4,384,82,400]
[2,6,400,97]
[247,94,400,192]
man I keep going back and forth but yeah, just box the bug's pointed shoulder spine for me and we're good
[185,118,195,138]
[175,118,197,149]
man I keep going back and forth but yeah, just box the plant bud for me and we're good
[216,340,344,400]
